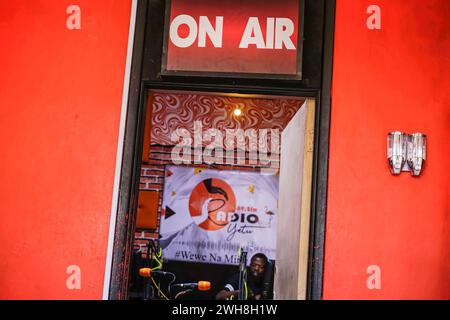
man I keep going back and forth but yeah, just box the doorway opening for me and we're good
[127,89,315,300]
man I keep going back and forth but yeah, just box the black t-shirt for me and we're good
[223,269,263,300]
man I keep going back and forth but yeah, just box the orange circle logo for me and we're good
[189,178,236,231]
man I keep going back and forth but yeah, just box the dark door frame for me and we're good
[107,0,335,300]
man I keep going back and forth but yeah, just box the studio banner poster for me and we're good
[159,166,278,265]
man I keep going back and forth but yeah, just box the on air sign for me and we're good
[162,0,303,78]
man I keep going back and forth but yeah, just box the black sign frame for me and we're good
[160,0,305,80]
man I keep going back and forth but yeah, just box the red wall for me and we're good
[0,1,132,299]
[324,0,450,299]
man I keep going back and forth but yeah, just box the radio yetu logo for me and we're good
[189,179,262,231]
[189,178,237,231]
[188,178,270,242]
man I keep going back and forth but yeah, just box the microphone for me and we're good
[138,268,170,277]
[172,281,211,291]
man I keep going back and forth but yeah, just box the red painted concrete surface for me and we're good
[324,0,449,299]
[0,1,132,299]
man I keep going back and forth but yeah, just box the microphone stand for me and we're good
[238,250,247,300]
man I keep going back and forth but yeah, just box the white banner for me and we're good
[159,165,278,265]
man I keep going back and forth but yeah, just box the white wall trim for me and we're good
[102,0,138,300]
